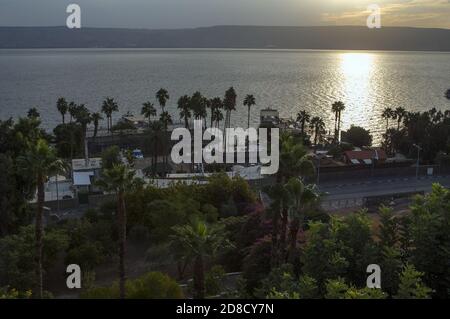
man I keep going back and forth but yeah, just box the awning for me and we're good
[363,159,373,165]
[73,171,94,186]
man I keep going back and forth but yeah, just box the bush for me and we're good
[205,265,226,297]
[82,272,184,299]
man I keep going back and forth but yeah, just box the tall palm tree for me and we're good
[284,178,320,261]
[171,220,231,299]
[331,101,345,142]
[177,95,191,129]
[74,105,92,160]
[101,97,119,132]
[141,102,157,127]
[91,112,103,138]
[96,164,136,299]
[394,107,406,130]
[243,94,256,129]
[223,87,237,130]
[68,102,77,123]
[296,110,311,135]
[17,139,66,298]
[148,120,164,175]
[381,107,394,130]
[209,97,223,128]
[445,89,450,101]
[56,98,68,124]
[310,116,326,146]
[212,107,224,128]
[160,111,173,174]
[156,88,169,113]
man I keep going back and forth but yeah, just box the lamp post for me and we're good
[413,144,422,180]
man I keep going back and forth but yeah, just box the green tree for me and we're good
[91,112,103,138]
[171,220,232,299]
[331,101,345,141]
[101,97,119,132]
[394,264,432,299]
[141,102,157,127]
[381,107,394,131]
[27,107,40,119]
[209,97,223,128]
[309,116,326,146]
[17,139,66,298]
[341,125,373,147]
[177,95,191,129]
[156,88,170,113]
[56,98,68,124]
[96,163,137,299]
[296,110,310,135]
[243,94,256,129]
[223,87,237,130]
[394,107,406,130]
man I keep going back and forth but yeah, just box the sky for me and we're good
[0,0,448,29]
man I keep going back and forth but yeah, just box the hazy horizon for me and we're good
[1,0,449,29]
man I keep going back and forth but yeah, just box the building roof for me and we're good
[72,158,102,171]
[344,149,387,161]
[73,171,94,186]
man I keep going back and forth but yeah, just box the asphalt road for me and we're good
[319,174,450,203]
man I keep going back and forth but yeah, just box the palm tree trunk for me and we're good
[118,191,127,299]
[35,174,45,299]
[193,255,205,299]
[288,218,300,261]
[247,106,251,129]
[279,206,288,262]
[62,114,65,124]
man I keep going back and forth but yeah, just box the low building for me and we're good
[344,148,387,165]
[72,158,102,193]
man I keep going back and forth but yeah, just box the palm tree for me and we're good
[27,107,40,119]
[445,89,450,101]
[101,97,119,132]
[141,102,157,127]
[91,112,103,138]
[284,178,320,261]
[148,120,164,175]
[331,101,345,142]
[394,107,406,130]
[17,139,66,298]
[156,88,169,113]
[212,107,224,128]
[68,102,77,123]
[243,94,256,129]
[171,220,231,299]
[74,105,91,160]
[96,164,136,299]
[296,110,311,135]
[209,97,223,128]
[381,107,394,130]
[56,98,68,124]
[177,95,191,129]
[160,111,173,174]
[223,87,237,130]
[310,116,326,146]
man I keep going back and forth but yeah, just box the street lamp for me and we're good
[413,144,422,180]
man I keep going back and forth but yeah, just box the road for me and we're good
[318,174,450,210]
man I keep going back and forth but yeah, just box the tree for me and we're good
[296,110,310,135]
[73,104,91,159]
[96,164,137,299]
[141,102,156,127]
[408,184,450,298]
[101,98,119,132]
[160,111,173,174]
[341,125,373,147]
[223,87,237,131]
[445,88,450,101]
[209,97,223,128]
[156,88,169,113]
[171,220,232,299]
[177,95,191,129]
[394,107,406,130]
[243,94,256,129]
[56,98,68,124]
[68,101,77,123]
[378,206,398,248]
[325,278,386,299]
[27,107,40,119]
[381,107,394,131]
[91,112,103,138]
[394,264,432,299]
[309,116,326,146]
[331,101,345,141]
[17,139,66,298]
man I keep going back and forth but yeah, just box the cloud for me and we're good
[321,0,450,28]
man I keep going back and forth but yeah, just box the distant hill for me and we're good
[0,25,449,51]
